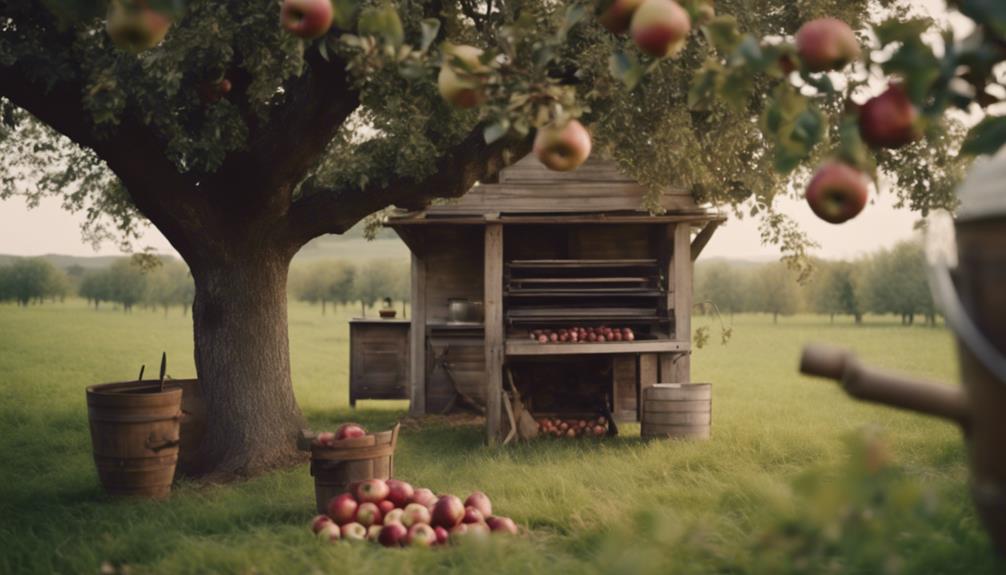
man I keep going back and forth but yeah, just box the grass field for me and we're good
[0,300,1001,574]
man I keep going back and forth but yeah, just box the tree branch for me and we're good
[286,125,535,244]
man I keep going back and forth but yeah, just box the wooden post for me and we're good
[484,223,504,445]
[669,222,692,383]
[409,253,427,416]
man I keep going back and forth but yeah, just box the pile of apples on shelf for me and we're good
[537,416,609,438]
[529,326,635,344]
[310,479,519,548]
[311,422,368,447]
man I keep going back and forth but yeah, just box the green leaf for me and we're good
[609,51,644,90]
[837,115,872,171]
[704,15,741,55]
[881,39,940,103]
[956,0,1006,37]
[558,4,587,41]
[688,62,720,111]
[331,0,358,29]
[420,19,440,53]
[358,5,405,48]
[873,18,931,46]
[961,115,1006,156]
[483,120,510,145]
[761,85,824,173]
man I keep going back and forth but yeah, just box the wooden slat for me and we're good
[506,339,690,356]
[612,355,638,422]
[691,220,720,261]
[638,353,659,422]
[410,253,427,415]
[671,222,692,384]
[508,259,657,268]
[424,182,696,215]
[484,223,504,445]
[387,213,724,226]
[498,155,638,184]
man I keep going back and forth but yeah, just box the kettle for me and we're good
[800,153,1006,554]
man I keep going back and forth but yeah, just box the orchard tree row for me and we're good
[695,239,937,326]
[0,258,70,306]
[289,259,410,316]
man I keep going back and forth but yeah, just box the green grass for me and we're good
[0,301,1001,574]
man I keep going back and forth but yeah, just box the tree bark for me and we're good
[185,247,305,478]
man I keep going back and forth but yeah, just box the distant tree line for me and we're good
[289,259,410,316]
[0,256,194,314]
[695,239,938,325]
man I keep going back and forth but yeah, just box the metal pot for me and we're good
[447,298,484,324]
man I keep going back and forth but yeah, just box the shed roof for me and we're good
[386,154,721,225]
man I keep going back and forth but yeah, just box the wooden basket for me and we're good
[309,424,400,514]
[641,383,711,440]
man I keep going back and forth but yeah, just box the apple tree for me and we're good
[1,0,1001,477]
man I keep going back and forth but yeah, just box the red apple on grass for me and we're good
[355,479,389,503]
[451,521,490,543]
[858,85,921,149]
[434,526,449,545]
[367,525,383,542]
[311,514,334,534]
[317,522,342,541]
[106,0,172,53]
[280,0,334,39]
[386,479,415,508]
[438,45,488,109]
[407,523,438,547]
[464,491,493,517]
[598,0,646,34]
[533,120,592,172]
[805,162,870,224]
[462,506,485,524]
[383,508,405,526]
[412,488,438,509]
[432,495,466,529]
[402,503,432,527]
[378,522,408,547]
[795,18,861,72]
[378,499,395,515]
[327,493,358,525]
[335,423,367,440]
[341,522,368,541]
[355,502,383,527]
[486,516,519,535]
[630,0,691,59]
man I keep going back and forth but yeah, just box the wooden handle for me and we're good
[800,343,970,427]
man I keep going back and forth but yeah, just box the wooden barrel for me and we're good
[86,382,182,498]
[641,383,712,440]
[310,424,400,513]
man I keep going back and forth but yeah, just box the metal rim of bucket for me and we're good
[925,211,1006,384]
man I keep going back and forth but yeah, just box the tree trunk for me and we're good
[322,299,327,316]
[830,313,834,324]
[773,312,778,324]
[186,248,304,479]
[854,313,862,324]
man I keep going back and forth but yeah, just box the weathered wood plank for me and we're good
[424,182,695,215]
[638,353,659,421]
[672,222,692,384]
[498,154,638,184]
[690,220,720,261]
[409,253,427,415]
[484,223,504,445]
[612,355,638,422]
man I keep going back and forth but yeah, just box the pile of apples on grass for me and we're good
[310,425,518,548]
[537,415,609,439]
[530,326,635,344]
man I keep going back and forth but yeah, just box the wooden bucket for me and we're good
[310,424,400,513]
[86,382,182,498]
[641,383,712,440]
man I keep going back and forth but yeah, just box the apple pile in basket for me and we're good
[310,479,519,547]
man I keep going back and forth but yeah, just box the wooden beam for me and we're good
[638,353,659,419]
[691,220,721,261]
[409,253,427,416]
[484,223,505,445]
[670,223,692,383]
[386,213,726,226]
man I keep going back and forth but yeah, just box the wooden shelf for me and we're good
[509,259,657,269]
[506,338,689,356]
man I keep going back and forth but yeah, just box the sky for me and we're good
[0,0,962,262]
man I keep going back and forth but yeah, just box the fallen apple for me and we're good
[407,523,438,547]
[434,526,449,545]
[795,17,860,73]
[486,515,519,535]
[355,479,390,503]
[402,502,432,527]
[630,0,691,59]
[311,514,334,534]
[341,522,368,541]
[384,508,405,526]
[533,120,592,172]
[462,506,485,524]
[335,423,367,440]
[355,501,383,527]
[412,488,438,509]
[317,521,342,542]
[378,522,408,547]
[327,493,358,525]
[378,499,395,515]
[367,525,383,542]
[431,495,466,529]
[805,162,870,224]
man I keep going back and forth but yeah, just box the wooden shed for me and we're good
[348,154,723,443]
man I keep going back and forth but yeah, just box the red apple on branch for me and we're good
[280,0,334,40]
[105,0,172,53]
[630,0,691,59]
[438,45,488,109]
[598,0,646,35]
[858,85,922,149]
[533,120,592,172]
[805,162,870,224]
[327,493,358,525]
[795,18,861,72]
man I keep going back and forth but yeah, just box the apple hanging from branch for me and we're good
[533,120,592,172]
[629,0,691,59]
[795,18,862,72]
[805,162,870,224]
[105,0,172,53]
[858,85,922,149]
[280,0,335,39]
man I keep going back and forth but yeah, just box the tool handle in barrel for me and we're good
[800,343,971,428]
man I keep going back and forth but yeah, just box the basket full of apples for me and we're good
[310,479,520,547]
[536,414,613,439]
[303,422,400,514]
